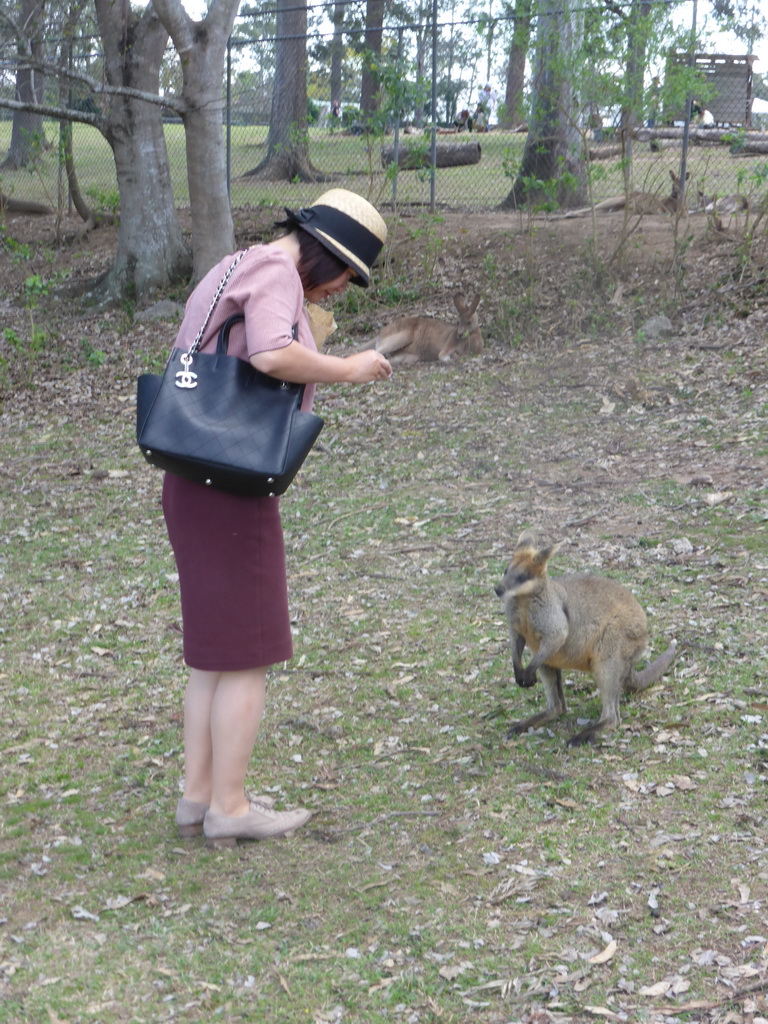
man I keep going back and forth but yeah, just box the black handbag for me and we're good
[136,254,324,496]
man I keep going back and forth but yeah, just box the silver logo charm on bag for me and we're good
[175,352,198,389]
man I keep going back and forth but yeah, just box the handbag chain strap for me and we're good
[187,247,250,358]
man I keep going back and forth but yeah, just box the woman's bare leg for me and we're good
[182,667,267,816]
[209,668,267,816]
[182,668,220,806]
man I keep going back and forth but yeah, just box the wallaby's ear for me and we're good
[515,530,536,550]
[533,541,561,570]
[466,293,481,317]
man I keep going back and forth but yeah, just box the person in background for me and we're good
[587,103,604,143]
[480,84,498,128]
[167,190,392,849]
[454,108,472,132]
[692,100,715,127]
[647,77,661,152]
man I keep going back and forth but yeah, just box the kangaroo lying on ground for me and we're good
[696,191,749,215]
[0,192,53,215]
[494,531,677,746]
[372,293,482,364]
[553,171,687,220]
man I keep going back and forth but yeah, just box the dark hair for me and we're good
[295,228,351,290]
[274,216,352,291]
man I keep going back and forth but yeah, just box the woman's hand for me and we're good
[342,349,392,383]
[252,342,391,385]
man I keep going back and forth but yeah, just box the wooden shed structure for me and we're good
[667,53,756,127]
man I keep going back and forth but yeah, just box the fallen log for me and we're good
[381,141,482,169]
[588,144,623,160]
[726,140,768,155]
[633,126,768,145]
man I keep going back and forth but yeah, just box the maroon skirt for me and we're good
[162,473,293,671]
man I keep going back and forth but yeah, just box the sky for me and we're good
[679,5,766,75]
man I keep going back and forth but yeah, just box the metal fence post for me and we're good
[678,0,698,208]
[392,26,404,207]
[429,0,438,212]
[226,37,232,198]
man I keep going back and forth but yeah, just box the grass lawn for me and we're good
[1,120,766,215]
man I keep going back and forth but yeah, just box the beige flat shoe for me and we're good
[203,800,311,849]
[176,794,275,838]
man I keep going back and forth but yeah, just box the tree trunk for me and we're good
[413,27,426,127]
[501,0,531,128]
[3,0,47,170]
[620,0,652,187]
[93,0,190,303]
[360,0,384,120]
[501,0,586,210]
[330,1,344,111]
[246,0,318,181]
[152,0,238,282]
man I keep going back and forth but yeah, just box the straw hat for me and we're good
[285,189,387,287]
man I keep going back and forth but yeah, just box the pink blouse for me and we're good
[173,246,318,411]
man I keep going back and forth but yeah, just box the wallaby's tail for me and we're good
[629,640,677,691]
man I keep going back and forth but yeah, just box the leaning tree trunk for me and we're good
[152,0,239,282]
[246,0,318,181]
[56,0,101,228]
[500,0,586,210]
[93,0,190,303]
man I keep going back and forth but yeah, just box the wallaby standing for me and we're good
[494,532,676,746]
[372,293,482,364]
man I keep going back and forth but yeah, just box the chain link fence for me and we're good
[0,3,766,219]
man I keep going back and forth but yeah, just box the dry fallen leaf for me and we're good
[703,490,732,506]
[672,775,696,790]
[589,939,617,964]
[368,975,398,994]
[439,962,472,981]
[138,868,165,882]
[598,396,616,416]
[639,975,690,997]
[639,979,672,997]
